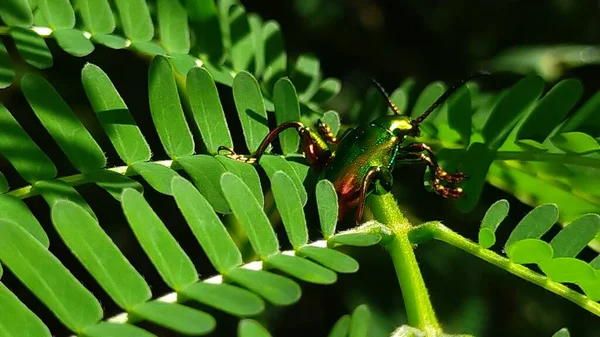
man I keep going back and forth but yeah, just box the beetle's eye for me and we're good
[411,127,421,138]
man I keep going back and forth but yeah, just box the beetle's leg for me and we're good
[317,119,339,145]
[355,166,393,223]
[401,142,467,183]
[221,121,332,168]
[398,151,465,199]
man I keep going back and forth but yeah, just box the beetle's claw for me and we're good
[433,179,465,199]
[218,146,257,164]
[436,168,468,183]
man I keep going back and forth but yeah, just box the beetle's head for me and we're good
[372,115,421,139]
[371,74,488,139]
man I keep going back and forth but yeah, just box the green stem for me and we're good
[410,222,600,317]
[368,193,441,333]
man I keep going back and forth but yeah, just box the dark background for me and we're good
[1,0,600,336]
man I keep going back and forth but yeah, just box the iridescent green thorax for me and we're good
[371,115,420,138]
[319,122,402,211]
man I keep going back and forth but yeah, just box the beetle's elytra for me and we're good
[220,74,486,223]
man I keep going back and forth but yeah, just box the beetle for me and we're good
[219,75,483,223]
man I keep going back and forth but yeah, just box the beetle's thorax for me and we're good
[371,115,419,139]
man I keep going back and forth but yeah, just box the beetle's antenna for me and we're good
[371,78,402,115]
[415,72,490,124]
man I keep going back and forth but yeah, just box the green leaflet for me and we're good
[171,176,242,272]
[157,0,190,54]
[261,21,286,95]
[181,282,265,317]
[0,102,56,182]
[226,268,301,306]
[92,34,128,49]
[77,0,115,34]
[34,180,96,220]
[186,66,233,153]
[148,56,194,158]
[291,54,321,102]
[51,200,151,309]
[0,0,33,26]
[221,172,278,258]
[113,0,153,42]
[10,27,53,69]
[478,199,509,249]
[349,304,371,337]
[506,239,553,264]
[233,71,270,152]
[238,319,272,337]
[271,171,308,248]
[37,0,75,29]
[266,253,337,285]
[230,5,254,72]
[121,189,198,291]
[82,63,152,165]
[86,170,143,201]
[273,78,301,155]
[260,155,307,205]
[131,162,180,195]
[0,41,15,88]
[505,203,559,248]
[316,179,339,238]
[298,246,359,274]
[0,194,48,247]
[0,219,102,331]
[177,155,231,214]
[21,74,106,173]
[132,302,215,335]
[0,283,50,337]
[329,233,381,247]
[327,315,351,337]
[549,214,600,258]
[82,322,154,337]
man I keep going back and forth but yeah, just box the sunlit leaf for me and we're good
[11,27,53,69]
[327,315,350,337]
[132,302,215,335]
[271,171,307,248]
[539,257,595,284]
[0,0,33,26]
[349,304,370,337]
[78,0,115,34]
[506,238,553,264]
[233,71,270,152]
[550,214,600,257]
[316,179,338,238]
[478,199,509,249]
[267,253,337,285]
[238,319,271,337]
[157,0,190,54]
[114,0,153,42]
[505,204,559,248]
[298,246,359,273]
[227,268,301,306]
[273,78,301,155]
[182,282,264,317]
[37,0,75,29]
[0,282,50,337]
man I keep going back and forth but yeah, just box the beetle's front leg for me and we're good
[399,143,466,199]
[316,119,339,145]
[355,166,393,224]
[219,121,332,169]
[401,143,467,183]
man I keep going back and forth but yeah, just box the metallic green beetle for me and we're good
[220,75,481,223]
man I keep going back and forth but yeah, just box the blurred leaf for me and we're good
[446,86,472,146]
[132,302,215,335]
[148,56,194,158]
[327,315,350,337]
[181,282,264,317]
[51,200,151,309]
[478,199,509,249]
[298,246,359,273]
[0,102,56,182]
[86,170,143,201]
[11,27,53,69]
[187,67,233,153]
[454,143,495,212]
[0,172,7,193]
[0,219,102,331]
[291,54,321,102]
[482,76,544,150]
[349,304,370,337]
[410,81,446,121]
[221,172,278,258]
[506,238,553,264]
[539,257,595,283]
[0,40,15,89]
[177,155,231,213]
[321,110,341,136]
[82,63,151,164]
[227,268,301,306]
[505,204,559,248]
[230,5,254,72]
[185,0,223,61]
[0,282,50,337]
[560,91,600,136]
[248,14,265,76]
[312,79,341,105]
[0,194,48,247]
[267,253,337,285]
[550,214,600,257]
[114,0,153,42]
[82,322,153,337]
[91,34,128,49]
[316,179,338,238]
[329,233,381,247]
[157,0,190,54]
[238,319,271,337]
[131,162,179,195]
[262,21,286,95]
[22,74,106,172]
[273,78,301,155]
[233,71,270,152]
[132,41,167,55]
[551,328,570,337]
[260,155,307,205]
[37,0,75,29]
[121,189,198,290]
[271,171,307,248]
[516,79,582,149]
[550,132,600,154]
[0,0,33,26]
[78,0,115,34]
[171,176,242,272]
[53,28,95,56]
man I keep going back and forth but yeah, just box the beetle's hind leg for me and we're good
[221,121,332,168]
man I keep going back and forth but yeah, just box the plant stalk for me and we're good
[369,193,441,334]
